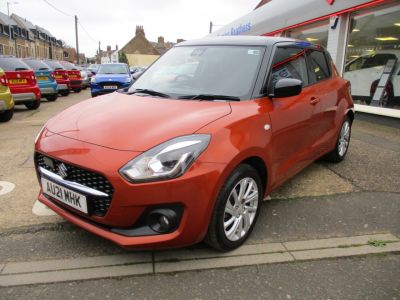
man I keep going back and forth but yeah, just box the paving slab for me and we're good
[283,233,398,251]
[0,263,153,287]
[155,252,294,274]
[155,242,285,262]
[292,241,400,261]
[2,253,152,275]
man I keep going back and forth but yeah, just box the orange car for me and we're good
[34,37,353,251]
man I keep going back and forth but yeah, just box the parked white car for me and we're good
[344,50,399,107]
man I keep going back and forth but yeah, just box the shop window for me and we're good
[284,19,329,47]
[344,1,400,109]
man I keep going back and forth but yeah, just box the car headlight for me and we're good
[124,77,132,83]
[91,77,96,83]
[120,134,210,183]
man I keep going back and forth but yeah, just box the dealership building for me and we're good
[211,0,400,118]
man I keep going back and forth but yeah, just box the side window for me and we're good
[307,50,331,82]
[270,47,308,88]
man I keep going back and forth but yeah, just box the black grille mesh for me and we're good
[35,153,114,216]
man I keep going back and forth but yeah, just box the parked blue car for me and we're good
[90,63,132,97]
[23,59,58,101]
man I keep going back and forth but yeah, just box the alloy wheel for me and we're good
[338,120,350,157]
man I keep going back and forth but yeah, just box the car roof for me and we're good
[177,36,301,47]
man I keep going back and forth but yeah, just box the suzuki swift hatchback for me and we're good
[35,37,354,251]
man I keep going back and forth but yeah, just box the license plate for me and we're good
[55,75,63,79]
[41,177,88,214]
[69,75,78,78]
[37,76,48,81]
[9,79,27,84]
[103,85,118,89]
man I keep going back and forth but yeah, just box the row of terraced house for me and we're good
[0,11,74,62]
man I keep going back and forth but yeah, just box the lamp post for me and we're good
[7,1,18,56]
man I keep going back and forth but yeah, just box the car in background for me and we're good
[60,61,82,93]
[79,68,90,89]
[87,64,99,75]
[90,63,132,97]
[0,56,41,110]
[344,50,400,107]
[0,67,14,122]
[43,60,71,97]
[23,58,58,102]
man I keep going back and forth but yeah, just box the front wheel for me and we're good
[205,164,263,251]
[0,108,14,122]
[25,100,40,110]
[324,116,352,163]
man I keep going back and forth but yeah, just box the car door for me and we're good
[266,45,320,186]
[304,48,338,156]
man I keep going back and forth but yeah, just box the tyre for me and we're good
[59,90,70,97]
[45,94,58,102]
[205,164,263,251]
[0,108,14,122]
[324,116,352,163]
[73,88,82,93]
[25,100,40,110]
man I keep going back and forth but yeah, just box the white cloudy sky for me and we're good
[1,0,260,57]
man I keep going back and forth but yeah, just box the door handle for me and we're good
[310,97,320,105]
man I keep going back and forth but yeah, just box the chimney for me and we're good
[135,25,145,36]
[157,36,165,46]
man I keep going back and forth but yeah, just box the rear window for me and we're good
[0,57,31,71]
[23,59,51,71]
[61,61,78,70]
[44,61,65,70]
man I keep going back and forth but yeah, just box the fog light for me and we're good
[147,209,178,233]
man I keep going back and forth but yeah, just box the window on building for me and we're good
[344,1,400,109]
[284,19,329,47]
[270,47,309,87]
[306,50,331,82]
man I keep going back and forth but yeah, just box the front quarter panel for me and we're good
[196,99,273,195]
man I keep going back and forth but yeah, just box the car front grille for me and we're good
[35,152,114,217]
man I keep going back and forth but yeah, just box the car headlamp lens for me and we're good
[124,77,132,83]
[90,77,96,83]
[120,134,210,183]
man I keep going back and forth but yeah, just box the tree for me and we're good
[119,52,128,64]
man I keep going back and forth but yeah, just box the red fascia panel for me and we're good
[262,0,386,36]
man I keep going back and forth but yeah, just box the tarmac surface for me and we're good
[0,90,399,298]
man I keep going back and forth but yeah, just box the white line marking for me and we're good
[0,181,15,196]
[32,200,57,216]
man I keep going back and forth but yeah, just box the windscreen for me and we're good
[97,64,129,74]
[23,59,51,71]
[0,57,31,71]
[129,45,265,100]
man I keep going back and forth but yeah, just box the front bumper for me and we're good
[91,82,131,96]
[35,130,225,249]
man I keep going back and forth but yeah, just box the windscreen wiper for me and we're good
[128,89,171,98]
[179,94,240,101]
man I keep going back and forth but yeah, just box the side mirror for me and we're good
[132,71,143,80]
[271,78,302,98]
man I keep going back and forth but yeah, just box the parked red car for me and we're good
[59,61,82,93]
[35,37,354,251]
[44,60,71,97]
[0,56,41,110]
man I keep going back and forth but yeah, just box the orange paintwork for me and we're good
[35,51,353,250]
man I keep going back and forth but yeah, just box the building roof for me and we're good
[120,26,161,55]
[36,25,54,37]
[11,14,36,30]
[0,11,18,26]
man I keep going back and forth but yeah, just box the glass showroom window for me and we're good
[344,1,400,109]
[284,19,329,47]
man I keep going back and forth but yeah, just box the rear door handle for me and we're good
[310,97,320,105]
